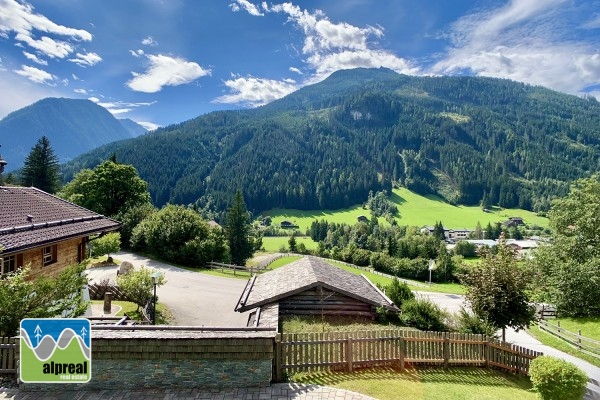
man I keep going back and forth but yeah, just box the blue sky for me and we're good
[0,0,599,130]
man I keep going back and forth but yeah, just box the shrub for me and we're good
[386,278,415,308]
[449,307,498,338]
[400,297,447,332]
[529,356,588,400]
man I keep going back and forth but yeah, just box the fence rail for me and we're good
[274,329,541,380]
[539,319,600,359]
[0,337,16,376]
[207,262,266,275]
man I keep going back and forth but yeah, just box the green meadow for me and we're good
[261,236,318,252]
[263,187,548,232]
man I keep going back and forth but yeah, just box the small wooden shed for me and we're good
[235,257,398,321]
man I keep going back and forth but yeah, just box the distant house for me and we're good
[357,215,369,223]
[503,217,525,228]
[420,226,472,240]
[280,220,299,229]
[0,186,121,279]
[506,239,539,259]
[466,239,498,248]
[235,257,398,325]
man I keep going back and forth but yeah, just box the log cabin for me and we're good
[235,257,398,325]
[0,186,121,280]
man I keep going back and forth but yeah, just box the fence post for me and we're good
[399,337,405,371]
[557,321,560,334]
[346,338,353,372]
[443,334,450,369]
[13,336,19,386]
[275,333,283,382]
[578,330,582,350]
[484,340,489,368]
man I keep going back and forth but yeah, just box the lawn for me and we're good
[551,316,600,341]
[291,366,536,400]
[199,255,301,279]
[527,324,600,369]
[323,259,466,295]
[263,187,548,231]
[281,315,412,333]
[90,300,172,324]
[262,236,318,252]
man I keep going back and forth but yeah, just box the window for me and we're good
[43,245,57,266]
[1,254,22,275]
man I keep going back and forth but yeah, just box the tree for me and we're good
[0,264,88,336]
[530,175,600,316]
[114,202,157,249]
[59,160,151,217]
[90,232,121,260]
[460,234,536,342]
[116,266,165,311]
[432,221,446,241]
[19,136,61,193]
[288,234,297,253]
[225,190,254,266]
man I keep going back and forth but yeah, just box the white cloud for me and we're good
[14,32,73,58]
[583,14,600,29]
[74,88,87,94]
[141,36,158,46]
[432,0,600,96]
[214,75,297,106]
[126,54,211,93]
[136,121,160,131]
[289,66,303,75]
[130,49,144,57]
[0,0,91,59]
[69,52,102,67]
[229,0,264,16]
[13,65,55,84]
[22,51,47,65]
[88,96,156,115]
[0,69,63,119]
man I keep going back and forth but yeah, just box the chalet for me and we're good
[279,220,299,229]
[0,186,121,280]
[420,226,472,240]
[235,257,398,325]
[503,217,525,228]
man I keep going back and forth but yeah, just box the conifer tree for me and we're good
[225,190,254,266]
[19,136,61,193]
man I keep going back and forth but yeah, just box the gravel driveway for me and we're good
[85,251,250,327]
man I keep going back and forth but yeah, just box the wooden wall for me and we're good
[278,286,375,319]
[22,237,85,280]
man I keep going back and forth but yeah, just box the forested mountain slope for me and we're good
[63,68,600,213]
[0,98,146,170]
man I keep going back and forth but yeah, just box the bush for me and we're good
[400,297,447,332]
[386,278,415,308]
[529,356,588,400]
[448,307,498,338]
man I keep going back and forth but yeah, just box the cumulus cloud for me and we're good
[289,66,303,75]
[126,54,211,93]
[141,36,158,46]
[229,0,264,16]
[14,65,55,84]
[69,52,102,67]
[23,51,47,65]
[432,0,600,97]
[213,75,297,106]
[88,96,156,115]
[0,0,91,60]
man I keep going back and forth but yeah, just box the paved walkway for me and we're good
[0,384,374,400]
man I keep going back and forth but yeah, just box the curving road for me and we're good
[85,251,250,327]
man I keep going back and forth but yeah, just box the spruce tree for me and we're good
[225,190,254,266]
[20,136,61,193]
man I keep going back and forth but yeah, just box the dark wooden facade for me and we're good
[278,286,375,319]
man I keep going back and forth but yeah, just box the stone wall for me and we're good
[20,328,275,391]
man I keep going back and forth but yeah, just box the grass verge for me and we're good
[527,324,600,369]
[262,236,318,252]
[551,316,600,341]
[90,300,173,325]
[291,366,535,400]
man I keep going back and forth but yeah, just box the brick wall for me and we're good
[20,328,276,391]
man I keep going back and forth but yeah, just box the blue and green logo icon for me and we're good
[20,318,91,383]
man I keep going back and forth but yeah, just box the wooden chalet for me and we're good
[235,257,398,325]
[0,186,121,279]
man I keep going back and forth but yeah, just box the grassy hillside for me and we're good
[263,187,548,232]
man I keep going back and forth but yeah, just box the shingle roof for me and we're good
[0,186,121,253]
[235,256,398,312]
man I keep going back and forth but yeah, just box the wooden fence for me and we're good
[0,337,16,377]
[88,281,128,301]
[207,261,266,275]
[539,319,600,359]
[274,329,541,380]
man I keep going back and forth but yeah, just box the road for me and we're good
[85,251,250,327]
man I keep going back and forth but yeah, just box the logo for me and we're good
[20,318,91,383]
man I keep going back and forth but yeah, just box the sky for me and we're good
[0,0,599,130]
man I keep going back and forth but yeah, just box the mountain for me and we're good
[0,98,146,171]
[119,118,148,137]
[62,68,600,214]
